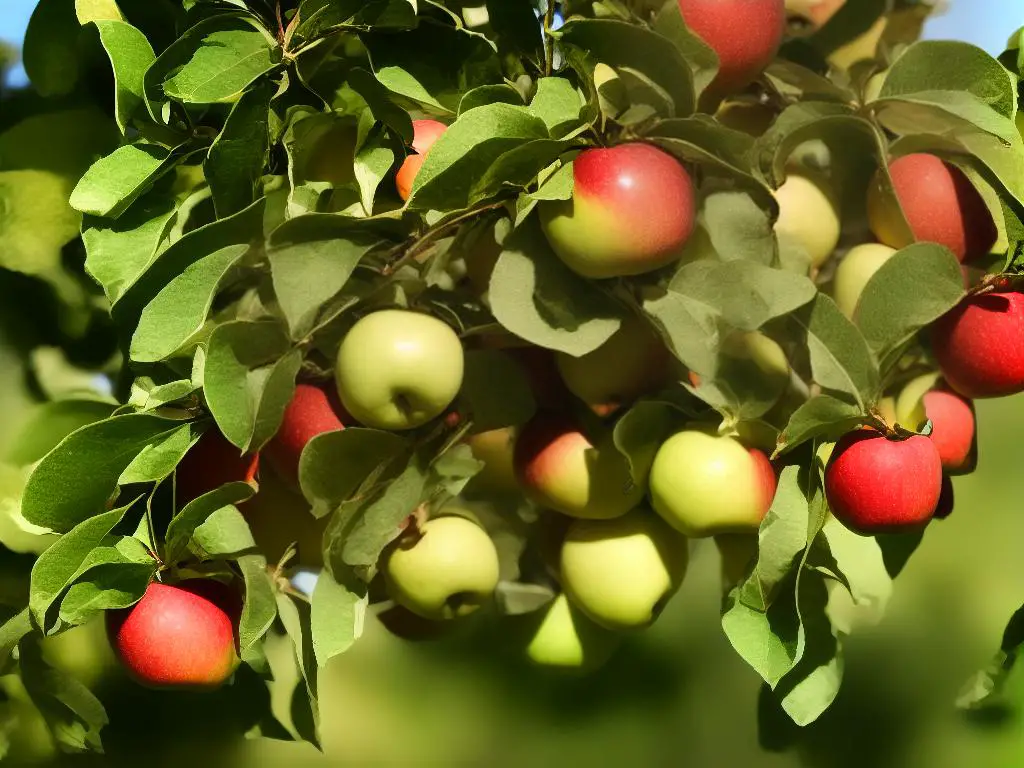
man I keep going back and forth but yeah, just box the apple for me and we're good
[265,383,347,486]
[555,314,670,417]
[524,593,620,671]
[893,373,975,473]
[244,464,328,567]
[381,514,500,620]
[176,430,259,506]
[464,426,519,495]
[831,243,896,319]
[678,0,786,94]
[866,154,995,262]
[559,508,688,630]
[931,291,1024,398]
[648,430,777,537]
[396,119,447,201]
[538,143,696,279]
[514,414,646,519]
[714,100,775,136]
[773,169,841,268]
[106,580,240,689]
[335,309,464,430]
[824,428,942,534]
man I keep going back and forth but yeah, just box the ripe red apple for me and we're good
[265,383,348,485]
[824,429,942,534]
[678,0,786,94]
[921,390,975,473]
[106,580,240,689]
[538,143,696,279]
[866,154,995,262]
[396,119,447,201]
[176,430,259,506]
[931,291,1024,398]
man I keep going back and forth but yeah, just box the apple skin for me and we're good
[464,426,519,495]
[921,390,976,473]
[824,429,942,534]
[648,431,777,538]
[678,0,786,94]
[514,414,646,520]
[335,309,464,431]
[265,383,347,486]
[774,169,841,268]
[396,119,447,201]
[538,143,696,279]
[106,580,240,689]
[867,154,995,262]
[931,292,1024,399]
[555,314,670,417]
[560,509,688,630]
[381,515,500,620]
[176,431,259,507]
[832,243,897,319]
[524,593,620,671]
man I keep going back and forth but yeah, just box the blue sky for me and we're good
[1,0,1023,88]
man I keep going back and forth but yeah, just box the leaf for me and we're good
[164,482,256,565]
[76,0,122,22]
[958,603,1024,710]
[489,217,623,356]
[458,350,536,432]
[205,79,275,217]
[613,400,685,485]
[92,20,155,132]
[292,0,416,43]
[459,84,524,115]
[237,554,276,654]
[70,143,177,219]
[57,547,157,627]
[651,0,718,98]
[353,126,395,217]
[775,395,866,457]
[130,244,250,362]
[641,287,719,376]
[190,505,256,559]
[119,422,196,484]
[485,0,543,62]
[275,593,320,747]
[0,170,80,276]
[0,610,31,664]
[700,188,778,265]
[528,77,585,136]
[23,0,82,97]
[22,413,183,533]
[6,400,116,467]
[311,570,366,667]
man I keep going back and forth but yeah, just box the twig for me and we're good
[381,202,505,277]
[543,1,557,77]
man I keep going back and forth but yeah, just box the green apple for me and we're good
[774,168,841,268]
[559,509,688,630]
[381,514,500,620]
[831,243,897,319]
[893,372,939,430]
[649,430,777,537]
[335,309,464,430]
[464,426,519,495]
[525,593,620,671]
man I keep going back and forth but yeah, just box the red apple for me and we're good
[824,429,942,534]
[539,143,696,279]
[921,389,975,473]
[866,154,995,262]
[176,430,259,506]
[106,580,240,689]
[931,291,1024,398]
[265,383,348,485]
[396,119,447,201]
[678,0,786,94]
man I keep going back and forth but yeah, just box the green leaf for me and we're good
[459,84,524,115]
[76,0,122,22]
[775,395,866,457]
[165,482,256,565]
[206,79,275,217]
[485,0,543,62]
[651,1,719,98]
[22,413,184,533]
[130,244,250,362]
[489,217,623,356]
[57,547,157,626]
[458,350,537,432]
[163,22,280,104]
[23,0,82,97]
[310,570,366,667]
[353,126,395,217]
[528,77,585,136]
[0,610,31,664]
[6,401,116,467]
[119,422,196,484]
[613,400,686,485]
[641,287,719,376]
[276,593,320,747]
[92,20,155,132]
[190,505,256,559]
[0,170,80,276]
[958,603,1024,710]
[292,0,416,43]
[70,143,177,219]
[700,188,777,266]
[237,553,276,654]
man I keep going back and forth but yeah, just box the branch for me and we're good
[543,1,557,77]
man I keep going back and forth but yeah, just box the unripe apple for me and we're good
[824,429,942,534]
[774,169,841,268]
[538,143,696,279]
[106,580,240,689]
[648,430,776,537]
[555,314,670,417]
[381,514,500,620]
[396,119,447,201]
[678,0,786,94]
[714,100,775,136]
[265,383,347,485]
[524,593,620,671]
[892,372,934,431]
[514,414,645,519]
[176,430,259,507]
[559,509,688,630]
[866,154,995,262]
[831,243,897,319]
[931,291,1024,398]
[464,426,519,495]
[335,309,464,430]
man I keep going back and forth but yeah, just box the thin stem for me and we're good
[543,1,556,77]
[275,0,286,44]
[381,202,505,277]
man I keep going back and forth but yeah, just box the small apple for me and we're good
[106,580,240,689]
[831,243,897,319]
[894,374,975,473]
[649,430,777,537]
[539,143,696,279]
[265,383,348,486]
[555,314,670,417]
[396,119,447,201]
[824,428,942,534]
[773,169,841,268]
[176,430,259,506]
[560,509,688,630]
[464,426,519,495]
[866,154,995,262]
[381,514,500,620]
[931,291,1024,398]
[514,414,645,520]
[335,309,464,430]
[524,593,620,671]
